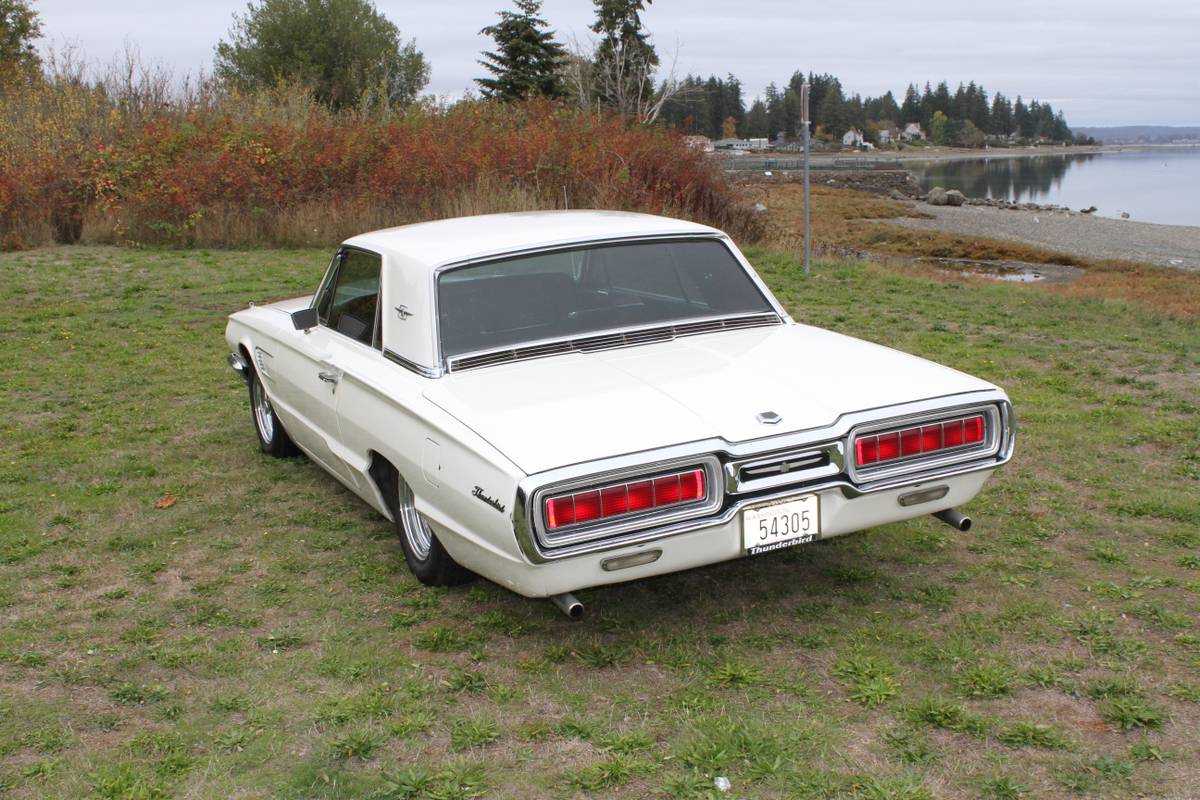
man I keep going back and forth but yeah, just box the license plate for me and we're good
[742,494,821,555]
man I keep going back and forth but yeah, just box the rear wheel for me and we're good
[248,368,299,457]
[389,470,474,587]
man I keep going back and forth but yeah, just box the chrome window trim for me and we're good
[446,311,783,373]
[313,245,385,349]
[383,348,444,378]
[512,391,1015,563]
[430,234,790,372]
[529,455,723,550]
[309,249,343,316]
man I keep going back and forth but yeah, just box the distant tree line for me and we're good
[2,0,1082,149]
[659,72,1077,146]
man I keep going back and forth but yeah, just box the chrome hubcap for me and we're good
[252,378,275,443]
[398,479,433,561]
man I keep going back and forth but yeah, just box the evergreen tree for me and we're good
[989,92,1013,135]
[744,98,768,138]
[1024,99,1042,138]
[900,84,920,124]
[763,82,783,139]
[952,82,968,120]
[781,88,799,138]
[722,73,745,133]
[815,79,846,137]
[919,82,934,128]
[704,75,724,137]
[932,81,952,115]
[876,90,900,125]
[968,82,990,131]
[845,93,865,130]
[477,0,566,101]
[590,0,658,111]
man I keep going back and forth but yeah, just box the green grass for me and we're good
[1,245,1198,797]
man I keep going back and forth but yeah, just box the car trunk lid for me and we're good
[423,324,996,475]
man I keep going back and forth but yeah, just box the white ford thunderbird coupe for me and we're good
[226,211,1014,618]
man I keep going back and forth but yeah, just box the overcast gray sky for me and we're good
[32,0,1200,126]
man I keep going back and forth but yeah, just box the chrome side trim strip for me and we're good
[383,348,443,378]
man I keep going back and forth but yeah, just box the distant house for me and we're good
[683,135,714,153]
[877,127,900,144]
[902,122,925,141]
[842,128,865,147]
[714,137,770,151]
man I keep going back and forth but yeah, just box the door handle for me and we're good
[318,371,340,385]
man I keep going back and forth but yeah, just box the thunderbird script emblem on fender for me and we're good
[472,486,506,513]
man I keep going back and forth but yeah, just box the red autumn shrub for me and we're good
[64,98,759,247]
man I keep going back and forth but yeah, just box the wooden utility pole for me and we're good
[801,81,811,275]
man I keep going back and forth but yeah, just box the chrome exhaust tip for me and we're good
[550,592,584,620]
[933,508,972,532]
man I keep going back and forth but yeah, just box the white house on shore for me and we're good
[902,122,925,141]
[683,135,714,153]
[877,127,901,144]
[714,137,770,151]
[842,128,865,147]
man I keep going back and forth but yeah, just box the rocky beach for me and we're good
[887,204,1200,271]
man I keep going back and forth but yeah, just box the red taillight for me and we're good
[853,414,987,468]
[544,468,707,530]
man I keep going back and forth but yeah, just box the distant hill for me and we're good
[1073,125,1200,144]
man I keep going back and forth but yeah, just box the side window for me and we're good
[322,249,382,348]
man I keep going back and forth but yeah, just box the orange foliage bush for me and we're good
[1,91,759,248]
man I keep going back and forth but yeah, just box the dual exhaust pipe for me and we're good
[933,507,972,531]
[550,592,584,620]
[547,509,971,619]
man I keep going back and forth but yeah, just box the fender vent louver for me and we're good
[448,313,782,372]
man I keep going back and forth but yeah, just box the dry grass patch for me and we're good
[757,181,1200,320]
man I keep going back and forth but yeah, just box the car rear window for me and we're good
[437,239,773,357]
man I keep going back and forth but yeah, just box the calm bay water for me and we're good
[907,147,1200,227]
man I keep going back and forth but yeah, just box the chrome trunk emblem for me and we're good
[756,411,782,425]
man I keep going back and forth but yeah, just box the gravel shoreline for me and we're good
[806,142,1193,165]
[887,205,1200,271]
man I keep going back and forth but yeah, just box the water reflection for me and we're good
[910,154,1098,203]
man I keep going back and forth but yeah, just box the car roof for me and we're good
[341,210,724,269]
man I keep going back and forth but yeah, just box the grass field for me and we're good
[2,245,1198,799]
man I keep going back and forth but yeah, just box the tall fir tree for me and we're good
[1013,96,1031,138]
[744,98,768,138]
[477,0,566,100]
[590,0,658,111]
[989,92,1013,135]
[919,82,934,128]
[900,84,921,125]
